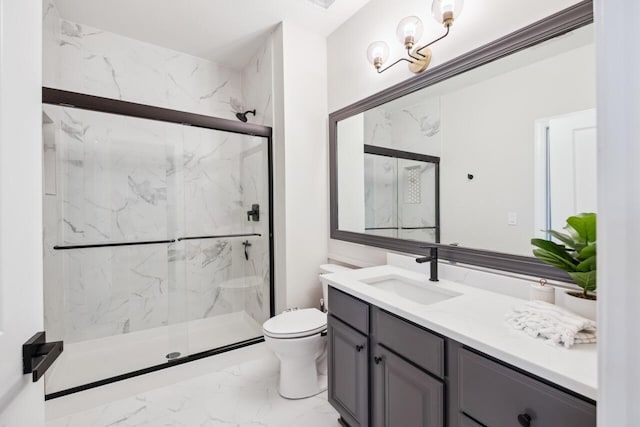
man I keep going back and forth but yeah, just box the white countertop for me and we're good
[323,265,597,400]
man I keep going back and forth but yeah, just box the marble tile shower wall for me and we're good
[42,0,273,345]
[364,154,397,231]
[43,106,270,344]
[242,34,275,127]
[43,0,272,123]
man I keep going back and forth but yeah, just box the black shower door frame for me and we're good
[42,87,275,400]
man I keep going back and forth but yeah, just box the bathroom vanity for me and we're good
[324,266,597,427]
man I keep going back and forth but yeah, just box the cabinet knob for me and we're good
[356,344,364,352]
[374,356,383,364]
[517,413,532,427]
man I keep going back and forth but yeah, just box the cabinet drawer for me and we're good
[372,308,444,379]
[459,349,596,427]
[328,286,369,334]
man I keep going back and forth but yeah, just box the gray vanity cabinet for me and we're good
[328,287,445,427]
[372,344,444,427]
[328,314,369,427]
[327,286,596,427]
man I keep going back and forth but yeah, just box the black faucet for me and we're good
[415,246,438,282]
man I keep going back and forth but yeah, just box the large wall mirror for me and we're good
[330,2,594,280]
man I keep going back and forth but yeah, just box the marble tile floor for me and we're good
[46,344,340,427]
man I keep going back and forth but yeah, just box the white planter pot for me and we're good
[563,291,597,321]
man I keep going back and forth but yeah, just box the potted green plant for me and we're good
[531,212,596,320]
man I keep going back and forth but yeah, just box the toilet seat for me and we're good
[263,308,327,339]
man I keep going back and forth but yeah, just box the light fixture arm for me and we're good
[376,26,451,74]
[377,57,413,74]
[407,47,425,61]
[368,0,463,75]
[416,25,450,57]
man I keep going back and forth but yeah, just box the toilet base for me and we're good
[264,333,328,399]
[277,352,327,399]
[279,373,327,400]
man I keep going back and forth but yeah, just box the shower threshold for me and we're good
[44,311,263,398]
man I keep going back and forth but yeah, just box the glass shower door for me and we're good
[42,100,273,396]
[42,106,190,395]
[177,126,271,357]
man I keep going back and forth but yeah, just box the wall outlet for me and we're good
[508,212,518,225]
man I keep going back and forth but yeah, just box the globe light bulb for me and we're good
[431,0,464,26]
[366,41,390,70]
[396,16,424,49]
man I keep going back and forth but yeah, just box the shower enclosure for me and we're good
[42,89,274,397]
[363,145,440,243]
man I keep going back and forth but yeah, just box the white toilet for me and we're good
[263,263,352,399]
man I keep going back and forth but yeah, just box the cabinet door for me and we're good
[328,315,369,427]
[373,345,444,427]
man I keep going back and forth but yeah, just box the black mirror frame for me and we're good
[329,1,593,283]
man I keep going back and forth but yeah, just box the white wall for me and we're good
[0,0,45,425]
[595,0,640,424]
[326,0,586,264]
[327,0,584,112]
[273,22,330,311]
[439,43,595,255]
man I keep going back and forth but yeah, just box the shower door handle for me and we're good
[23,331,63,382]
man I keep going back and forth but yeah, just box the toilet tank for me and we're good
[319,263,352,311]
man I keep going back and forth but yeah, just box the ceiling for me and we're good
[53,0,372,70]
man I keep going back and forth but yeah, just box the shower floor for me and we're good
[45,311,264,395]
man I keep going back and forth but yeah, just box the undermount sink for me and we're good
[361,274,462,306]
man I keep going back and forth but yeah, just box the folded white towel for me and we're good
[505,300,597,348]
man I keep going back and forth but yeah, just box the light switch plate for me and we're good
[508,212,518,225]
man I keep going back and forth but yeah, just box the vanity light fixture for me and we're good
[366,0,464,74]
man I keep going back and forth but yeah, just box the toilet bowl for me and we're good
[263,308,328,399]
[263,263,352,399]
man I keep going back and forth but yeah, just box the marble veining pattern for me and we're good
[41,0,275,393]
[46,353,339,427]
[241,34,274,126]
[43,1,245,121]
[364,154,397,230]
[363,96,441,242]
[364,96,441,157]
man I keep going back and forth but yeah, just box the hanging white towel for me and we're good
[505,300,597,348]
